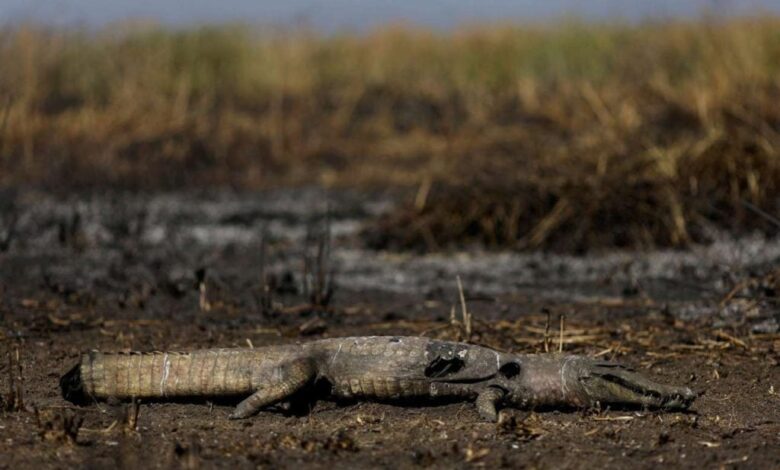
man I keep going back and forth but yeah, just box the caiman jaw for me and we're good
[571,359,696,410]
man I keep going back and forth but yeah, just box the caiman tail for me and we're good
[62,349,258,401]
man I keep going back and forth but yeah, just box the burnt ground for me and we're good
[0,189,778,469]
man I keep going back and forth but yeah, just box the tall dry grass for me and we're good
[0,20,778,249]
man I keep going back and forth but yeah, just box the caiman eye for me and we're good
[499,362,521,379]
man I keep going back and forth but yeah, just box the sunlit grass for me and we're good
[0,19,778,249]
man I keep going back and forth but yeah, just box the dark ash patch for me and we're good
[60,363,89,405]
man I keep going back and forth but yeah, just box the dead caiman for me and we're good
[60,336,696,421]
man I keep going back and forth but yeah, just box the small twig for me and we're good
[196,268,211,312]
[124,399,139,433]
[608,342,623,362]
[456,275,472,341]
[302,211,334,308]
[543,308,551,353]
[741,199,780,229]
[512,335,604,345]
[80,420,118,434]
[513,335,604,345]
[591,415,636,422]
[0,211,18,252]
[316,209,333,306]
[593,347,613,358]
[198,283,210,312]
[559,314,565,353]
[4,345,23,412]
[6,348,14,410]
[302,249,311,302]
[315,228,326,305]
[15,347,22,406]
[714,330,748,349]
[414,175,432,211]
[720,279,752,307]
[257,224,273,314]
[0,95,11,157]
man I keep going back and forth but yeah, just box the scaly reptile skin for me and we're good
[60,336,696,421]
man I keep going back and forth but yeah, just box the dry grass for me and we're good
[0,19,779,249]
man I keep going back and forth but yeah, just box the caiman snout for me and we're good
[567,358,696,410]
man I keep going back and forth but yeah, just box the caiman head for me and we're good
[421,340,695,420]
[491,354,697,411]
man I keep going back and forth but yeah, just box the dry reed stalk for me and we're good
[456,275,472,341]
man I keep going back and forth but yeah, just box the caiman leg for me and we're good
[229,359,315,419]
[475,387,505,422]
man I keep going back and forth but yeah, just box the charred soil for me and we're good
[0,190,778,469]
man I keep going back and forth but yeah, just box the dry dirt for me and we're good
[0,189,778,469]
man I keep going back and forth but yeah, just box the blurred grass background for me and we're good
[0,19,779,250]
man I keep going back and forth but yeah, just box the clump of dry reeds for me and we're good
[365,130,780,251]
[0,20,778,249]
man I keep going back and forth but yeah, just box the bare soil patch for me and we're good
[0,190,778,469]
